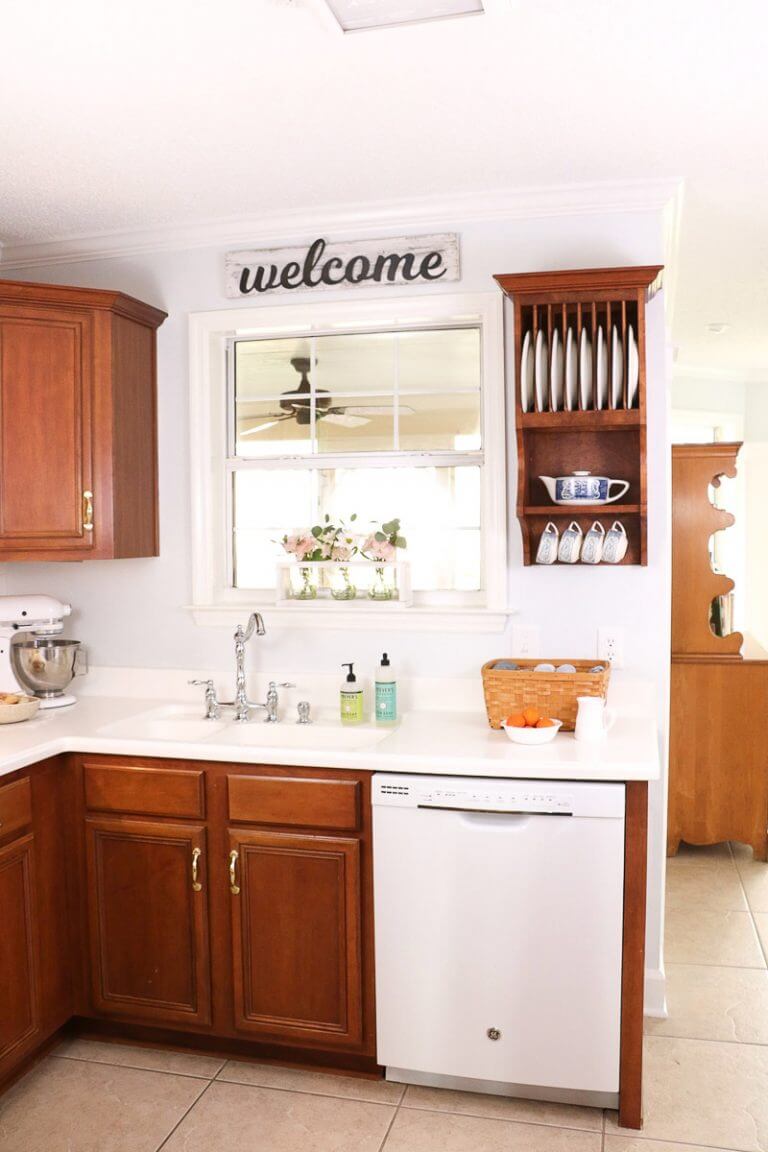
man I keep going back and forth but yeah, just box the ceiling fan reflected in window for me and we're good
[240,356,415,437]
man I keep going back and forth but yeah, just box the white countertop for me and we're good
[0,695,660,782]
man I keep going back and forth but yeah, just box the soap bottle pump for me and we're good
[340,663,364,725]
[375,652,397,725]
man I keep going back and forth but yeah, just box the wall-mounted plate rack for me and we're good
[494,265,663,566]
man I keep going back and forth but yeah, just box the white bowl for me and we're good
[0,694,41,724]
[501,719,563,745]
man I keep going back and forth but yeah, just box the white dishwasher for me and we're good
[372,774,625,1108]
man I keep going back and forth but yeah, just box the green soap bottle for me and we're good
[340,662,364,725]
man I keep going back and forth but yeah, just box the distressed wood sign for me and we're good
[225,234,460,297]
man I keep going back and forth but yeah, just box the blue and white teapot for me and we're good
[539,470,630,506]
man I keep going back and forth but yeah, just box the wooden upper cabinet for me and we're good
[0,279,166,560]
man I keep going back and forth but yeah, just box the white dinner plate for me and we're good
[596,325,607,410]
[565,327,578,411]
[520,330,534,412]
[550,328,563,411]
[627,323,639,408]
[579,327,593,410]
[535,328,548,413]
[611,325,623,409]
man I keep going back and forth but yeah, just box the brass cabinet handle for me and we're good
[229,849,240,895]
[191,846,202,892]
[83,491,94,531]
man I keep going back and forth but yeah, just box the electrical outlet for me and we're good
[597,627,625,669]
[512,625,540,659]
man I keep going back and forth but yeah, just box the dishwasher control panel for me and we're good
[373,776,625,819]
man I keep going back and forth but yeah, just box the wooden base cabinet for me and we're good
[229,829,363,1047]
[0,834,41,1070]
[84,818,211,1026]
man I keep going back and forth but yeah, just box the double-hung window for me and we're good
[190,293,508,629]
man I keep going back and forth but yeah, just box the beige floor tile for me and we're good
[739,864,768,914]
[401,1084,602,1131]
[665,861,748,911]
[605,1140,734,1152]
[217,1059,404,1104]
[645,963,768,1043]
[756,914,768,959]
[55,1037,225,1079]
[0,1056,206,1152]
[161,1080,394,1152]
[672,843,736,864]
[665,906,765,967]
[383,1108,601,1152]
[606,1035,768,1151]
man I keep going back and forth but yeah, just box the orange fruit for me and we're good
[505,713,527,728]
[522,706,541,727]
[536,717,557,728]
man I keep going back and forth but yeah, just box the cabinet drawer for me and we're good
[228,775,360,832]
[84,763,205,819]
[0,777,32,841]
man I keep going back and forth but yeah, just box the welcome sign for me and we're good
[225,233,460,297]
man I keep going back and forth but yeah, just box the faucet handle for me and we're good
[189,678,214,689]
[297,701,312,725]
[269,681,296,690]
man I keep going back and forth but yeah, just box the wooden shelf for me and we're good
[494,264,662,567]
[523,504,642,516]
[520,410,642,431]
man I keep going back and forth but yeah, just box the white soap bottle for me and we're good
[374,653,397,725]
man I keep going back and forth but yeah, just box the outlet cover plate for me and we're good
[597,627,625,670]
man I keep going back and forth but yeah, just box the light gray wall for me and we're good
[0,206,671,998]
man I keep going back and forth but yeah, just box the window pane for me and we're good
[397,327,481,393]
[320,465,481,591]
[398,393,481,451]
[235,338,311,399]
[315,398,395,454]
[232,465,481,592]
[314,333,395,395]
[233,470,315,588]
[235,400,312,458]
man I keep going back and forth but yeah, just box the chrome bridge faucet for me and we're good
[189,614,295,723]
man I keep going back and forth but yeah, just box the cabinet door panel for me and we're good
[0,834,40,1066]
[229,829,362,1046]
[85,818,211,1026]
[0,315,92,549]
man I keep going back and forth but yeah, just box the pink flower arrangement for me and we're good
[280,515,406,564]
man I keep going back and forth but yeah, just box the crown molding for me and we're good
[0,177,682,271]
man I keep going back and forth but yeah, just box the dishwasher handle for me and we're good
[416,804,573,817]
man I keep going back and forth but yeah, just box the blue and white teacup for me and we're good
[535,521,559,565]
[602,521,628,564]
[581,521,606,564]
[557,521,583,564]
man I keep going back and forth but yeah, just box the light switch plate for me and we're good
[511,625,540,659]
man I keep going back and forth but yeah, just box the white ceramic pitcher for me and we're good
[574,696,616,743]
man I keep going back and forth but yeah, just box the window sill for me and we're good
[189,603,514,633]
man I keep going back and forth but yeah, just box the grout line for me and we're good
[154,1077,214,1152]
[377,1097,402,1152]
[208,1072,402,1108]
[49,1052,216,1081]
[730,844,768,969]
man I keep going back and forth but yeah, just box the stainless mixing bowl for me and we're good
[11,638,82,698]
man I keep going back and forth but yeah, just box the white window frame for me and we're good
[188,291,509,631]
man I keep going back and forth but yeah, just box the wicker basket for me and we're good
[481,659,611,731]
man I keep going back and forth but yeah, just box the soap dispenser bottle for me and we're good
[375,653,397,725]
[340,663,364,725]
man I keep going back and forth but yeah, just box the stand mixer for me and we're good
[0,595,82,709]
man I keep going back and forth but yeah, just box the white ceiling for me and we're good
[1,0,767,380]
